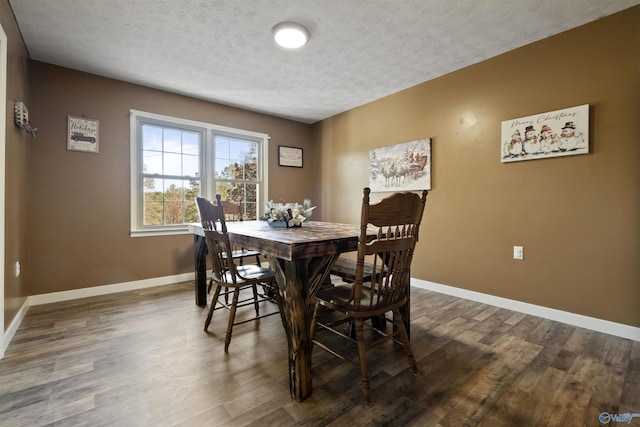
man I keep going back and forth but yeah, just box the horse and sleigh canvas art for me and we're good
[369,138,431,192]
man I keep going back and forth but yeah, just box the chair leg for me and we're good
[354,318,372,406]
[224,287,241,352]
[252,284,260,316]
[204,284,222,331]
[392,308,418,376]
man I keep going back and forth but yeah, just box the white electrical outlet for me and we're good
[513,246,523,260]
[15,261,21,277]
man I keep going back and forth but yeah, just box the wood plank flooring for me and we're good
[0,280,638,426]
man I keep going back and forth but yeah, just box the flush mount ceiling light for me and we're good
[272,22,310,49]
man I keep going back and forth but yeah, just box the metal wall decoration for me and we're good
[67,116,99,153]
[369,138,431,192]
[501,104,589,163]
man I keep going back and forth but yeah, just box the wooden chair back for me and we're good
[196,195,238,281]
[196,195,228,233]
[197,195,261,271]
[354,187,428,312]
[220,200,243,222]
[204,227,241,286]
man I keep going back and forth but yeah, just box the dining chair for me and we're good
[199,195,282,352]
[310,187,428,406]
[196,196,262,293]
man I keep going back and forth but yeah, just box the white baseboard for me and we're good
[2,273,195,356]
[28,273,194,306]
[412,279,640,342]
[2,299,30,354]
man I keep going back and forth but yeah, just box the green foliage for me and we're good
[142,146,257,226]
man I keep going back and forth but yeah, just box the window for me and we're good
[130,110,269,236]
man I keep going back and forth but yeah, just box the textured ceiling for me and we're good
[9,0,639,124]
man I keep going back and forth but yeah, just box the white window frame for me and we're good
[130,110,269,237]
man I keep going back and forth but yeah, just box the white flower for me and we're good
[261,199,316,225]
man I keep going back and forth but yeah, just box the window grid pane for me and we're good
[140,122,202,227]
[213,136,259,220]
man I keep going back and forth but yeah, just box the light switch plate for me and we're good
[513,246,523,260]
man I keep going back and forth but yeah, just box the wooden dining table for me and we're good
[188,220,408,402]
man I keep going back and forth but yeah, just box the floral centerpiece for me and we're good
[261,199,316,228]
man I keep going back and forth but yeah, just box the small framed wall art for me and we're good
[67,116,99,153]
[501,104,589,163]
[278,145,303,168]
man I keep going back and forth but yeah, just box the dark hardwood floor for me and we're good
[1,280,638,426]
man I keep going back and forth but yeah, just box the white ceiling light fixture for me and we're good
[272,22,310,49]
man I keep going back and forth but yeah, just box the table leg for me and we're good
[267,256,313,401]
[194,234,208,307]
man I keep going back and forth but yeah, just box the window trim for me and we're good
[129,109,269,237]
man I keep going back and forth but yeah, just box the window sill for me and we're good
[130,227,191,238]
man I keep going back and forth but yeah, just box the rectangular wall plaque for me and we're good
[68,116,99,153]
[501,104,589,163]
[278,145,303,168]
[369,138,431,192]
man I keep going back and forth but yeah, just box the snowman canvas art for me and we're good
[501,104,589,163]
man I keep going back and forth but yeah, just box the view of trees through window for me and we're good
[141,123,201,226]
[141,125,259,226]
[143,177,201,226]
[213,136,259,220]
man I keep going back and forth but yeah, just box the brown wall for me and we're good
[313,7,640,327]
[23,62,315,296]
[3,4,639,333]
[2,0,31,328]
